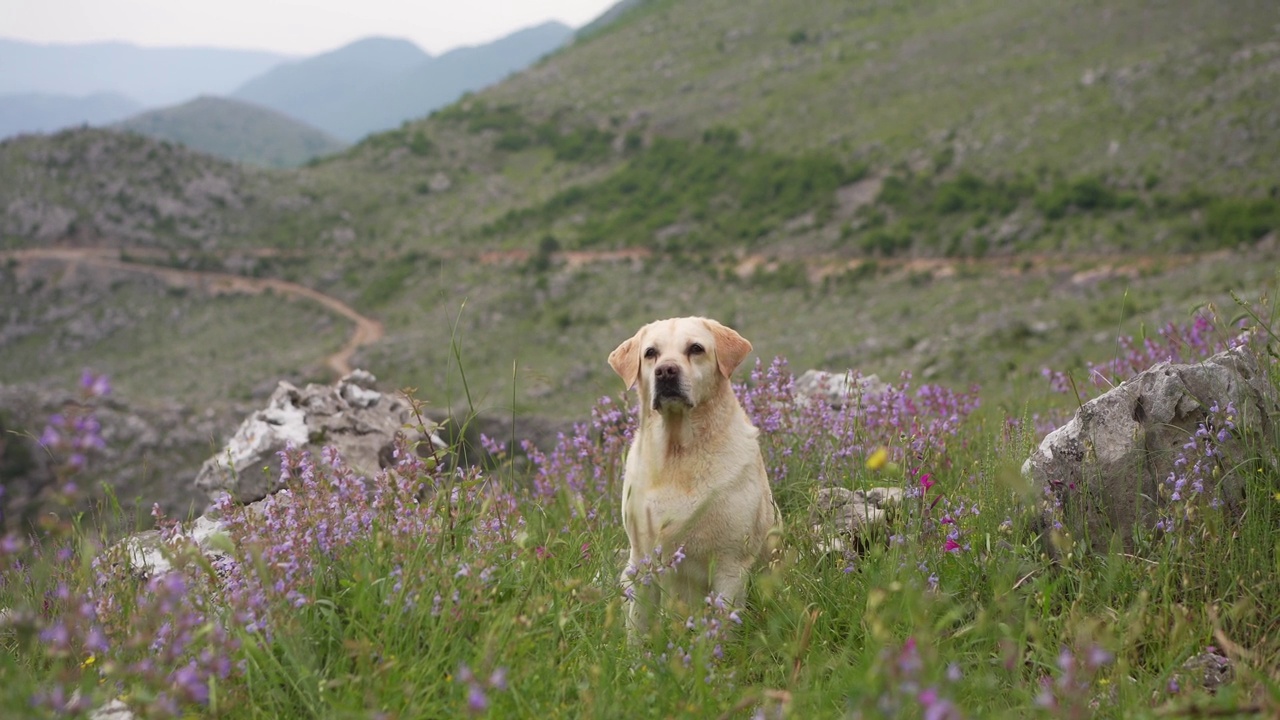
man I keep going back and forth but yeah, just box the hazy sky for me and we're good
[0,0,619,56]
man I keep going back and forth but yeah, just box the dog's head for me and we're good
[608,317,753,413]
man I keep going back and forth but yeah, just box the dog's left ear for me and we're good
[608,333,642,390]
[704,319,753,379]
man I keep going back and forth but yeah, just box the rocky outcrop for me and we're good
[794,369,888,409]
[194,370,445,505]
[1022,347,1278,552]
[810,486,903,555]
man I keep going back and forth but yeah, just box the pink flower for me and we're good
[943,538,961,553]
[919,473,935,491]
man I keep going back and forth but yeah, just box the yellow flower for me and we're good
[81,654,96,669]
[866,448,889,471]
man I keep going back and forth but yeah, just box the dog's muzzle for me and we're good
[652,363,690,409]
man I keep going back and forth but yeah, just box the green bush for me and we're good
[494,132,533,152]
[933,173,1033,215]
[358,258,419,308]
[409,132,435,157]
[549,128,615,163]
[1035,176,1138,219]
[485,127,859,250]
[1203,197,1280,247]
[860,226,913,256]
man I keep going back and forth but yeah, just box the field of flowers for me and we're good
[1,304,1277,718]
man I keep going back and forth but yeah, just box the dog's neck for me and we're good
[638,381,734,459]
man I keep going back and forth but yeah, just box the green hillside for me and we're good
[2,0,1279,427]
[493,0,1280,191]
[114,96,348,168]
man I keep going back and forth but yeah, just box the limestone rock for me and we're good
[1171,650,1234,695]
[811,486,903,554]
[795,370,889,410]
[90,699,135,720]
[1022,347,1277,552]
[119,514,234,578]
[194,370,445,505]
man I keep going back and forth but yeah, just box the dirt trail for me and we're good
[4,244,1226,376]
[3,247,383,378]
[475,245,1220,285]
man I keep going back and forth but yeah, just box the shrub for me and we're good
[860,226,913,256]
[484,128,858,251]
[933,173,1033,215]
[408,132,435,157]
[1035,176,1138,219]
[1203,197,1280,247]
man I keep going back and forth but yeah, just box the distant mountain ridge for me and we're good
[231,22,574,141]
[0,92,142,137]
[113,96,348,168]
[0,38,292,107]
[0,22,574,159]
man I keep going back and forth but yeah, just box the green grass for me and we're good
[1,318,1277,717]
[356,248,1280,425]
[0,279,348,406]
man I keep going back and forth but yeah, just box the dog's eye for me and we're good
[644,347,658,360]
[688,343,705,356]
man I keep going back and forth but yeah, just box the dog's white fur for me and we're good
[608,317,780,635]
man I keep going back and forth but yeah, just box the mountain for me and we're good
[231,37,431,142]
[381,22,577,132]
[0,92,142,137]
[575,0,652,39]
[0,38,291,107]
[231,22,574,141]
[114,96,348,168]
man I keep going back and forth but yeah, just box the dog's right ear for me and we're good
[608,333,642,390]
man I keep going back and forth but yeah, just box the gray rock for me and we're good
[428,172,453,192]
[90,699,135,720]
[810,486,903,554]
[794,370,889,410]
[118,513,233,578]
[1171,650,1234,695]
[194,370,445,505]
[1022,347,1277,552]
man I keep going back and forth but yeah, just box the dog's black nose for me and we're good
[654,363,680,380]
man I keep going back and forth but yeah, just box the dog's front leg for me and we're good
[621,557,658,640]
[710,562,748,608]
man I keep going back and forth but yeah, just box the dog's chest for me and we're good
[622,446,740,549]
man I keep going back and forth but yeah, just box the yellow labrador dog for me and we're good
[608,317,780,636]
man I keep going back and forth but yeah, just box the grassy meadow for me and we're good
[1,293,1277,719]
[3,0,1280,715]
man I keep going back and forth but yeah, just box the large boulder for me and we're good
[1022,347,1277,552]
[194,370,445,505]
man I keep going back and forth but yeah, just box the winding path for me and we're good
[4,244,1229,377]
[3,247,384,378]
